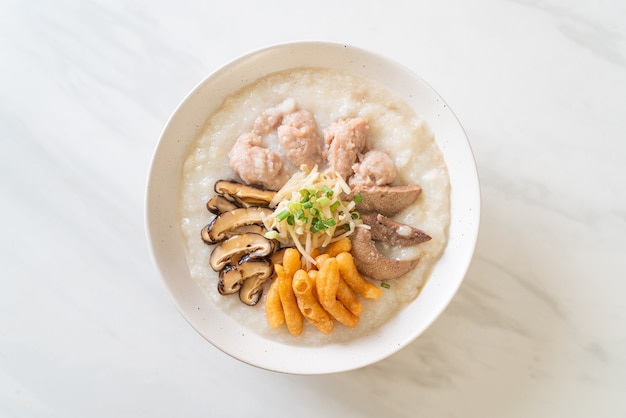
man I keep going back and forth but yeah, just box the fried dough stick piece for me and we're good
[293,270,334,334]
[276,264,303,336]
[265,276,284,328]
[336,252,384,300]
[317,258,359,328]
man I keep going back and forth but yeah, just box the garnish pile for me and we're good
[262,166,365,266]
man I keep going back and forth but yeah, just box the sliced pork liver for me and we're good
[348,228,419,281]
[348,184,422,217]
[360,212,431,247]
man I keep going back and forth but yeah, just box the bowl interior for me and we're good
[145,41,480,374]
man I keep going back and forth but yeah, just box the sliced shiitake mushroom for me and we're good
[217,255,273,298]
[201,223,264,244]
[217,264,242,295]
[214,180,276,207]
[237,257,274,305]
[209,233,276,271]
[206,195,239,214]
[202,206,273,244]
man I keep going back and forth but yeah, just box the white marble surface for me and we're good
[2,0,625,416]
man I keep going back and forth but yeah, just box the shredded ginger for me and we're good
[262,166,366,266]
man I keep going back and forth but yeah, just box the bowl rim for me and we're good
[145,40,481,374]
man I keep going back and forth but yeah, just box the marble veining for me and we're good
[1,0,625,417]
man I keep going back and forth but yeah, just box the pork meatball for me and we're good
[228,132,287,191]
[252,98,297,135]
[277,109,323,170]
[323,117,369,180]
[349,149,396,187]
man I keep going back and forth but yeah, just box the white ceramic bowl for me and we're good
[145,41,480,374]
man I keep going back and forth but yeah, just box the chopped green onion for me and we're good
[309,207,319,216]
[302,201,313,209]
[295,209,305,220]
[343,224,351,231]
[288,202,302,212]
[330,201,340,212]
[264,230,279,240]
[353,193,362,204]
[287,214,295,226]
[300,189,310,202]
[351,211,361,220]
[310,217,328,233]
[322,185,334,196]
[276,210,290,221]
[324,218,337,227]
[380,282,391,289]
[316,196,330,207]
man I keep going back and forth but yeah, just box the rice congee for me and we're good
[179,68,450,345]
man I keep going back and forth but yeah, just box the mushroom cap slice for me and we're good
[348,185,422,217]
[201,223,264,244]
[217,264,243,295]
[218,255,273,297]
[238,256,274,305]
[203,206,273,244]
[360,212,431,247]
[214,180,277,206]
[206,195,239,214]
[209,233,276,271]
[349,228,419,281]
